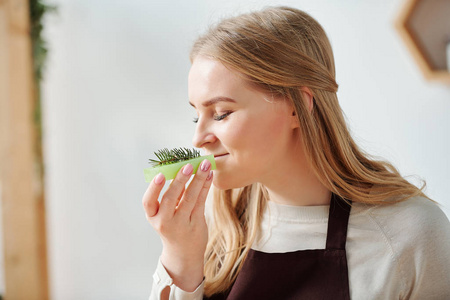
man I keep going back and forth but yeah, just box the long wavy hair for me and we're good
[190,6,428,297]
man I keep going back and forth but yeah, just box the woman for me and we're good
[143,6,450,300]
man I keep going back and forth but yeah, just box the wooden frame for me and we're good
[0,0,49,299]
[395,0,450,84]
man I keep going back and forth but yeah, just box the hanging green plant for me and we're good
[30,0,56,83]
[29,0,56,178]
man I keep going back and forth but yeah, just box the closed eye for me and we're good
[193,111,232,123]
[213,111,232,121]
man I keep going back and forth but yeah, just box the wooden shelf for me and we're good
[395,0,450,84]
[0,1,49,299]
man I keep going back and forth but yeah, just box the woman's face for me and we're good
[188,56,298,190]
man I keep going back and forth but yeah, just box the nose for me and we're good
[192,120,217,149]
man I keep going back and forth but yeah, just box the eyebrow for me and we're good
[189,96,237,108]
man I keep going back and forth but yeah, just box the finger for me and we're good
[159,163,193,216]
[176,159,212,217]
[176,186,186,208]
[142,173,166,219]
[191,171,213,222]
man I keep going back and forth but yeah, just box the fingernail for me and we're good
[182,163,193,175]
[153,173,165,185]
[206,171,213,181]
[200,159,211,172]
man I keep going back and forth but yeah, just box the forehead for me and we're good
[188,57,248,104]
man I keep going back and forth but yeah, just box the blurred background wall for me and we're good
[37,0,450,299]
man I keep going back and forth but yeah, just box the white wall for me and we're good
[42,0,450,299]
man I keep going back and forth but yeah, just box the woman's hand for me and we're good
[142,159,213,292]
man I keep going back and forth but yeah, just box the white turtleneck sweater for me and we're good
[150,196,450,299]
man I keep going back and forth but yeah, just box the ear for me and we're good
[300,87,314,113]
[290,110,300,129]
[289,87,314,129]
[289,103,300,129]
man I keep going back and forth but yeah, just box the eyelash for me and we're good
[193,111,232,123]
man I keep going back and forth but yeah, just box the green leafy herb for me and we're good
[144,148,216,182]
[149,147,201,167]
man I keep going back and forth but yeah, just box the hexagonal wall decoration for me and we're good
[395,0,450,84]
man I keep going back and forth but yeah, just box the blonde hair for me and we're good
[190,6,428,296]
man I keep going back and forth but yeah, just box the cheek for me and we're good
[217,119,251,150]
[240,115,288,153]
[222,113,290,161]
[212,112,291,189]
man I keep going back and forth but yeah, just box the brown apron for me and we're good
[205,193,352,300]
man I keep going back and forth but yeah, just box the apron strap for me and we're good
[325,193,352,250]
